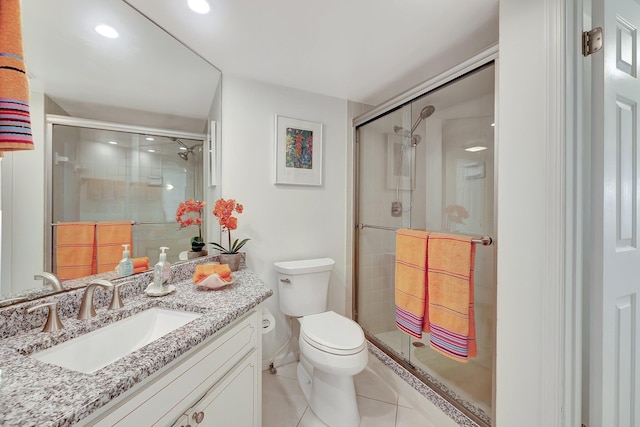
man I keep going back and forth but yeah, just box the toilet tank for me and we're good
[274,258,335,317]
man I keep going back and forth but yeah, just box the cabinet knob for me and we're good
[192,411,205,423]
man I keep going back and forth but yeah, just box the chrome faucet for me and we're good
[77,279,130,319]
[77,279,113,320]
[25,301,64,332]
[34,272,64,292]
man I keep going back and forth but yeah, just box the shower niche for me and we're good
[354,62,496,425]
[48,116,208,267]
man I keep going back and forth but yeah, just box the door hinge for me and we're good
[583,27,603,57]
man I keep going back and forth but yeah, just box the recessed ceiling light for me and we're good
[179,146,187,150]
[166,184,174,190]
[145,137,155,141]
[108,141,118,145]
[147,149,156,153]
[95,24,119,39]
[465,146,488,152]
[490,123,496,127]
[188,0,210,14]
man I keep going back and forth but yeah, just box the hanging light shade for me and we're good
[0,0,35,153]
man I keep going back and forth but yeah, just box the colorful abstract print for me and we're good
[285,127,313,169]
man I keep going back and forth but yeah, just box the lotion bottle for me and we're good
[118,244,134,276]
[153,247,171,289]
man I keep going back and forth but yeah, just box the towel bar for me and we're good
[356,223,493,246]
[52,221,168,226]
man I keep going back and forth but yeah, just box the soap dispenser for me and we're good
[153,247,171,289]
[118,244,134,276]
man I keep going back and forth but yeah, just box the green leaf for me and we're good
[209,242,230,254]
[230,238,250,253]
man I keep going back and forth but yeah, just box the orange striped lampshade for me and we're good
[0,0,35,153]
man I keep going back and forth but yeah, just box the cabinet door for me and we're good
[170,413,192,427]
[188,349,259,427]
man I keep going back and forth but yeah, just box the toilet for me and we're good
[275,258,367,427]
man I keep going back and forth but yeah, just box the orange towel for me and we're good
[133,257,149,269]
[394,229,429,338]
[96,221,133,273]
[427,233,476,363]
[55,222,95,279]
[193,264,232,284]
[0,0,35,152]
[133,257,149,273]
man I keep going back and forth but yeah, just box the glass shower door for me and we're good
[355,63,496,425]
[50,120,204,267]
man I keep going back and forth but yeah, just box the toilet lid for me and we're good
[300,311,365,354]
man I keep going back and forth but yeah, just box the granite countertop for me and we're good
[0,268,273,427]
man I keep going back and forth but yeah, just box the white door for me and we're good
[590,0,640,425]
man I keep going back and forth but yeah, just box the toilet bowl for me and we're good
[275,259,367,427]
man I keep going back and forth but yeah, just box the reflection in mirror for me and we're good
[0,0,222,305]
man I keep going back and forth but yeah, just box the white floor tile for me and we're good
[274,361,298,380]
[297,407,329,427]
[354,367,398,405]
[396,394,414,409]
[357,396,398,427]
[395,405,435,427]
[262,372,308,427]
[263,361,443,427]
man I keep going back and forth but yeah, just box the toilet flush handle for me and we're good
[280,278,291,284]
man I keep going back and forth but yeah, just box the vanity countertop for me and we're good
[0,269,272,427]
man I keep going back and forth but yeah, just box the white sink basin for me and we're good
[32,308,202,374]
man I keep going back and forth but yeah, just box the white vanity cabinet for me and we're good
[172,350,259,427]
[81,309,261,427]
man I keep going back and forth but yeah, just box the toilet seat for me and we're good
[300,311,365,356]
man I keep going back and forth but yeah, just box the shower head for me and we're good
[420,105,436,119]
[171,137,200,161]
[410,105,436,133]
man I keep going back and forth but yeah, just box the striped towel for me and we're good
[0,0,34,153]
[394,229,429,339]
[96,221,133,273]
[427,233,477,363]
[55,222,96,280]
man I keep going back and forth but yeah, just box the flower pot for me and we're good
[191,241,206,252]
[219,253,242,272]
[190,237,205,252]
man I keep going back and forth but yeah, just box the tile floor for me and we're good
[262,362,435,427]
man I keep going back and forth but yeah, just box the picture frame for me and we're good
[274,115,323,186]
[386,133,415,190]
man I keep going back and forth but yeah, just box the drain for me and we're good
[412,341,426,348]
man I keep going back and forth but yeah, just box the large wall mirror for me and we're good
[0,0,222,305]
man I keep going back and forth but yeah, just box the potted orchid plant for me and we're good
[210,198,249,271]
[176,198,207,252]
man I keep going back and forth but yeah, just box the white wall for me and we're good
[0,88,46,296]
[221,76,350,365]
[497,0,566,425]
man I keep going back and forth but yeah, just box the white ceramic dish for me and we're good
[144,284,176,297]
[196,273,235,290]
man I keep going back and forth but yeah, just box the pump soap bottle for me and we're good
[118,244,134,276]
[153,247,171,289]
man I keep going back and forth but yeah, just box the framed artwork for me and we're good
[274,115,323,186]
[386,133,415,190]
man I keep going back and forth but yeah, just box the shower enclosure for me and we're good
[354,62,496,425]
[46,116,206,269]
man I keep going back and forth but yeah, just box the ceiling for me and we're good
[124,0,499,106]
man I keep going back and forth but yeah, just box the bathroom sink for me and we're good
[31,308,202,374]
